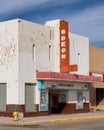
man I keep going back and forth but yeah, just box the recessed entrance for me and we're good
[51,94,59,114]
[48,90,67,114]
[96,88,104,106]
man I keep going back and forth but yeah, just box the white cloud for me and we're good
[0,0,51,14]
[67,5,104,43]
[0,0,104,46]
[49,0,83,7]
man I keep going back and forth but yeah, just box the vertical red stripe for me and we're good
[102,74,104,82]
[89,72,92,76]
[60,20,69,73]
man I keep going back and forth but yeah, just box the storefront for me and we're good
[36,72,94,114]
[90,82,104,111]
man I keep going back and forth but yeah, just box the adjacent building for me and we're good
[0,19,102,117]
[89,45,104,111]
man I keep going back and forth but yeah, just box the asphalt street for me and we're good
[0,118,104,130]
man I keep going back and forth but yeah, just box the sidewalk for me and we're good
[0,111,104,126]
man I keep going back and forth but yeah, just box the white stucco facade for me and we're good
[45,19,89,75]
[18,19,51,104]
[0,20,18,104]
[70,33,89,75]
[0,18,90,116]
[45,20,60,72]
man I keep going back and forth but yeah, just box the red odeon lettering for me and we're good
[60,20,69,73]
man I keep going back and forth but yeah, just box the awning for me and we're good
[36,72,102,83]
[92,83,104,88]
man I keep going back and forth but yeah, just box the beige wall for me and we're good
[89,45,104,73]
[90,84,96,106]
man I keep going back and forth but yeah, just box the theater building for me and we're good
[0,19,102,117]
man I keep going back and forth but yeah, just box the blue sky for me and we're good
[0,0,104,47]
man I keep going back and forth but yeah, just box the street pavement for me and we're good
[0,111,104,126]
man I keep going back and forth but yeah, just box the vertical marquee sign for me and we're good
[60,20,69,73]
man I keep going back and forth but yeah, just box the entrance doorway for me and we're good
[49,94,59,114]
[49,91,67,114]
[96,88,104,106]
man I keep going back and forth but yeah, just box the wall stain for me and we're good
[0,43,16,65]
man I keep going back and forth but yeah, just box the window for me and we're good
[76,91,83,109]
[50,30,54,40]
[59,94,66,103]
[40,90,48,111]
[49,45,51,61]
[0,83,6,111]
[32,44,35,61]
[25,83,36,112]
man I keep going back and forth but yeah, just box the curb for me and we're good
[0,115,104,126]
[18,115,104,126]
[50,115,104,123]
